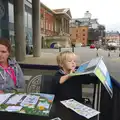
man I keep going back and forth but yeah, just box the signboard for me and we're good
[69,56,113,98]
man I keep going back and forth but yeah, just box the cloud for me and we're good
[41,0,120,31]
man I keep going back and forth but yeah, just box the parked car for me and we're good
[90,44,95,49]
[54,43,61,49]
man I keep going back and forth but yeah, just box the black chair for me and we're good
[40,75,54,94]
[26,75,54,94]
[26,75,42,93]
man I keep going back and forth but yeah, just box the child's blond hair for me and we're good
[56,51,76,67]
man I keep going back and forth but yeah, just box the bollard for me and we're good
[72,46,74,53]
[59,47,61,52]
[108,52,110,57]
[108,48,111,57]
[96,52,99,57]
[96,48,99,57]
[119,47,120,57]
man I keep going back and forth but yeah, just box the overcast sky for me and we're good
[41,0,120,31]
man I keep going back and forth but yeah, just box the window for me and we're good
[76,34,78,37]
[83,34,85,36]
[41,20,44,28]
[83,29,85,32]
[49,23,51,30]
[46,20,48,30]
[41,14,44,19]
[25,12,32,28]
[10,35,15,45]
[8,3,14,23]
[9,31,15,45]
[26,31,32,45]
[28,13,32,28]
[25,12,28,27]
[51,23,53,31]
[55,21,57,32]
[83,38,85,41]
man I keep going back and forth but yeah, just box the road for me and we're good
[23,47,120,82]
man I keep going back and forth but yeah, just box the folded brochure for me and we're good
[61,99,100,119]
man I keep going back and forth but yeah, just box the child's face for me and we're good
[62,55,77,72]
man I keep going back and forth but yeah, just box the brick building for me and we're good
[4,0,72,50]
[41,3,54,37]
[70,11,105,46]
[40,3,72,48]
[70,25,88,46]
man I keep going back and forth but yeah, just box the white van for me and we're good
[107,40,117,50]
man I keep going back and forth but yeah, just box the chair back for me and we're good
[40,75,54,94]
[26,75,42,93]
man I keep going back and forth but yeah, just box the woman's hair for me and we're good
[0,38,11,53]
[56,51,76,67]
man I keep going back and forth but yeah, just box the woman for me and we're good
[0,38,25,92]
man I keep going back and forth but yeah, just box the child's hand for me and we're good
[70,69,76,73]
[70,70,73,74]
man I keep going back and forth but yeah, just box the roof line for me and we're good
[41,2,56,14]
[41,2,71,19]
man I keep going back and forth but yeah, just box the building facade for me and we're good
[40,6,72,48]
[1,0,33,46]
[70,11,105,45]
[0,0,42,61]
[0,0,71,49]
[105,31,120,44]
[70,26,88,46]
[41,3,54,37]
